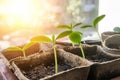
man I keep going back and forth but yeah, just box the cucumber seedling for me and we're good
[80,15,106,44]
[30,33,71,73]
[57,22,85,58]
[6,42,35,58]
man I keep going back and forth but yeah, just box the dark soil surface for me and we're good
[64,47,115,63]
[21,62,72,80]
[86,54,114,62]
[107,44,120,49]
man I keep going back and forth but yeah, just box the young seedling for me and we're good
[30,33,71,73]
[57,22,81,46]
[6,42,35,58]
[113,27,120,33]
[80,15,106,44]
[57,22,85,58]
[69,31,85,58]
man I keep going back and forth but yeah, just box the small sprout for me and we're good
[113,27,120,33]
[6,42,35,58]
[69,31,85,58]
[80,14,106,43]
[57,22,85,58]
[30,33,71,74]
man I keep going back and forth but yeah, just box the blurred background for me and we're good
[0,0,98,49]
[99,0,120,34]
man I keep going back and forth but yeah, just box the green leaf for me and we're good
[93,14,105,27]
[56,25,70,29]
[73,22,82,28]
[80,25,92,28]
[56,30,72,39]
[69,31,82,44]
[23,42,36,50]
[30,35,52,43]
[6,47,22,51]
[113,27,120,32]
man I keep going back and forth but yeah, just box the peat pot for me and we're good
[0,43,40,67]
[0,42,72,67]
[101,31,120,41]
[0,59,18,80]
[10,49,91,80]
[1,43,57,66]
[64,44,120,80]
[1,42,67,61]
[103,34,120,57]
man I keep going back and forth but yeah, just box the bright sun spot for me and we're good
[0,0,59,28]
[0,0,35,27]
[6,0,34,16]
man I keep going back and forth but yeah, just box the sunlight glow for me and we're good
[0,0,35,27]
[0,0,59,28]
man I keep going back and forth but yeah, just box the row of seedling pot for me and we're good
[0,15,120,80]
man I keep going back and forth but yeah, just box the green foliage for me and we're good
[23,42,35,50]
[6,42,35,58]
[73,22,82,28]
[113,27,120,33]
[80,25,92,28]
[30,33,69,74]
[80,14,106,43]
[57,22,85,58]
[56,30,72,39]
[57,22,82,31]
[57,22,82,43]
[69,31,82,44]
[6,47,22,51]
[30,22,83,73]
[30,35,52,43]
[80,14,105,29]
[57,25,71,29]
[93,15,106,27]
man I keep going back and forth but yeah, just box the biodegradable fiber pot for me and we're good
[0,42,72,65]
[64,44,120,80]
[101,31,120,41]
[103,34,120,57]
[11,49,91,80]
[0,43,40,67]
[0,59,18,80]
